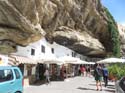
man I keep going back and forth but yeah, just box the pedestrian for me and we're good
[86,66,91,77]
[78,66,81,76]
[0,57,3,64]
[87,66,91,77]
[85,66,88,76]
[80,66,85,76]
[44,68,50,84]
[94,63,103,91]
[102,65,108,87]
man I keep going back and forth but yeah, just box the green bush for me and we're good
[108,64,125,79]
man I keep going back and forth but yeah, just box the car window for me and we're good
[14,69,20,79]
[0,69,13,82]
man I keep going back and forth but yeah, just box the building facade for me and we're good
[9,37,87,86]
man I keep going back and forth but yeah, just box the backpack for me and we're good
[96,68,103,76]
[103,68,108,76]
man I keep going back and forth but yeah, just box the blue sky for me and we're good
[101,0,125,25]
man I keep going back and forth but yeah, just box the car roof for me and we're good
[0,66,19,70]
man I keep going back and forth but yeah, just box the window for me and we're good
[0,69,13,82]
[51,48,54,54]
[41,45,45,53]
[14,69,20,79]
[31,48,35,55]
[72,52,74,57]
[72,52,76,57]
[74,52,76,57]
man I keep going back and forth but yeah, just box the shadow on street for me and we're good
[77,87,96,91]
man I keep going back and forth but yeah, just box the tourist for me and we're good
[102,65,109,87]
[86,66,91,77]
[94,63,103,91]
[87,66,91,77]
[0,57,3,64]
[80,66,85,76]
[44,68,50,84]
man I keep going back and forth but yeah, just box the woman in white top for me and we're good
[44,68,50,84]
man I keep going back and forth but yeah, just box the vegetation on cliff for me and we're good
[104,8,120,57]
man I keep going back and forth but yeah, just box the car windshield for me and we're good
[0,69,13,82]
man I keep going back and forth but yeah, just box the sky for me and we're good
[101,0,125,25]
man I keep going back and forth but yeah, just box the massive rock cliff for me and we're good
[0,0,117,57]
[118,24,125,56]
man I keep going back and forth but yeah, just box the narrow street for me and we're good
[24,76,115,93]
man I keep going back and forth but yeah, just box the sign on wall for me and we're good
[0,54,8,66]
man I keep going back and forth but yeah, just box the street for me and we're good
[24,76,115,93]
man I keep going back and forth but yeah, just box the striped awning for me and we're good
[9,55,37,65]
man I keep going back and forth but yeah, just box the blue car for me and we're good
[0,66,23,93]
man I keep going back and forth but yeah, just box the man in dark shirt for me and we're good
[102,65,108,87]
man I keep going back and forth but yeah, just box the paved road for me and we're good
[24,76,115,93]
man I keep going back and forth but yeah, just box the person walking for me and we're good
[44,68,50,84]
[87,66,91,77]
[94,63,103,91]
[82,66,86,76]
[102,65,108,87]
[0,57,3,64]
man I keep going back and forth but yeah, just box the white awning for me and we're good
[97,58,125,64]
[59,56,80,64]
[9,55,37,65]
[87,62,95,65]
[38,57,64,65]
[76,60,90,64]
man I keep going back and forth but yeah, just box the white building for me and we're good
[14,37,85,61]
[9,37,87,86]
[50,42,85,59]
[14,38,56,60]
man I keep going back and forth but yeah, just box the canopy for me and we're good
[58,56,93,64]
[96,58,125,64]
[9,55,37,65]
[74,60,89,64]
[76,60,95,64]
[59,56,80,64]
[85,62,95,65]
[38,56,64,65]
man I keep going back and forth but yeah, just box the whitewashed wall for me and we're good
[15,46,31,57]
[14,38,55,60]
[51,42,73,58]
[14,37,86,61]
[76,53,86,60]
